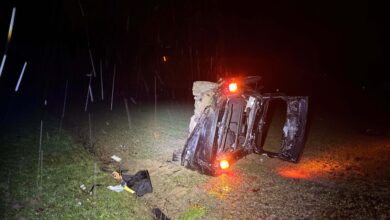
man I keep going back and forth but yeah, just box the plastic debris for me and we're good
[110,170,153,196]
[107,184,124,192]
[80,184,87,191]
[111,155,121,162]
[123,170,152,196]
[124,185,135,194]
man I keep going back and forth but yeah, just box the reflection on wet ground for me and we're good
[277,138,390,180]
[201,171,243,200]
[198,170,263,219]
[277,157,345,179]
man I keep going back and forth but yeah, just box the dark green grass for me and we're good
[0,120,151,220]
[179,206,207,220]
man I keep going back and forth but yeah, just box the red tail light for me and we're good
[228,82,238,93]
[220,159,230,170]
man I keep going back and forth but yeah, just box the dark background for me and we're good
[0,0,388,123]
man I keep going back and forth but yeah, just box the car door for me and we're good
[255,95,309,162]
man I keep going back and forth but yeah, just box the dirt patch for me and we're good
[70,102,390,219]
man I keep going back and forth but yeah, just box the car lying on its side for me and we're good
[181,76,308,175]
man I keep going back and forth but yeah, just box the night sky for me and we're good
[0,0,388,117]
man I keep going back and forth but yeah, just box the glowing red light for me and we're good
[220,160,230,170]
[228,82,238,93]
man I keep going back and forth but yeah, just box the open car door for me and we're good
[255,96,309,162]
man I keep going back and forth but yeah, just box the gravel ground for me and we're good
[71,102,390,219]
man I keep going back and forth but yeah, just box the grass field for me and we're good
[0,118,151,220]
[1,101,390,219]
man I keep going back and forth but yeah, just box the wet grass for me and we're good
[4,101,387,219]
[0,120,151,220]
[179,205,207,220]
[72,102,192,161]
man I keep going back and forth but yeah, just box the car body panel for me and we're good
[181,77,309,175]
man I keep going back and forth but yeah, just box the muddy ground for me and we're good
[69,101,390,219]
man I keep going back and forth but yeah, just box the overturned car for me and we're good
[181,76,308,175]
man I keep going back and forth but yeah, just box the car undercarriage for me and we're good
[181,76,309,175]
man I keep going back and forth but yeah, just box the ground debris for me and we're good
[68,103,390,219]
